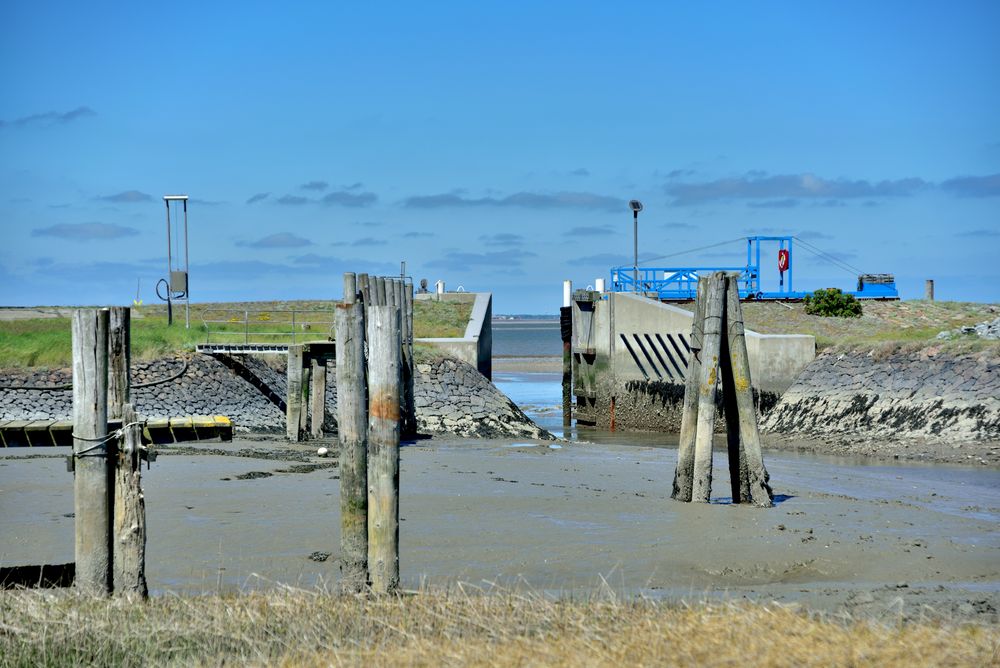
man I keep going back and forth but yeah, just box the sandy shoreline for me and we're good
[2,436,997,622]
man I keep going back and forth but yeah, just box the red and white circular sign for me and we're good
[777,249,789,272]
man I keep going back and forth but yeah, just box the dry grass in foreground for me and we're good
[1,588,997,667]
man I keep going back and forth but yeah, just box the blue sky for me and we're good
[2,1,998,314]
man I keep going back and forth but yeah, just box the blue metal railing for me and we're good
[611,266,758,300]
[609,236,898,300]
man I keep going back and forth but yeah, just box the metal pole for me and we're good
[183,199,190,329]
[633,210,638,292]
[165,201,172,326]
[755,238,761,294]
[788,237,794,293]
[165,200,172,298]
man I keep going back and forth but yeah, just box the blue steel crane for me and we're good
[610,235,899,301]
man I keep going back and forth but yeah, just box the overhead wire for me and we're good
[792,236,864,276]
[635,234,867,280]
[640,237,746,265]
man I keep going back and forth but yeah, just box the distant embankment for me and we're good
[0,353,551,441]
[762,347,1000,445]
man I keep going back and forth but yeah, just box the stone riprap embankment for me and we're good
[0,354,551,441]
[762,347,1000,447]
[414,357,553,440]
[937,315,1000,341]
[0,356,288,432]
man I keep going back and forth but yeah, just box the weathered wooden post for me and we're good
[300,361,311,435]
[105,306,148,596]
[387,278,399,313]
[358,273,371,309]
[671,279,707,502]
[719,293,749,504]
[723,274,773,507]
[72,308,113,595]
[107,306,130,420]
[402,280,416,438]
[691,272,726,503]
[286,344,305,441]
[338,273,369,591]
[114,402,147,597]
[374,276,387,307]
[389,279,405,433]
[367,304,401,594]
[925,279,935,301]
[310,358,326,438]
[561,281,572,428]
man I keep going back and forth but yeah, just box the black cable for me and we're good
[792,236,864,276]
[640,237,746,265]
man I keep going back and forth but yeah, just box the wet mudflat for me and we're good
[2,436,997,621]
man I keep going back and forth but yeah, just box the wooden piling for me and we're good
[390,279,405,433]
[310,359,326,439]
[691,272,726,503]
[107,306,130,421]
[286,344,304,441]
[402,281,415,438]
[337,273,369,592]
[300,364,311,435]
[560,305,572,428]
[723,274,773,507]
[72,308,112,595]
[375,276,387,306]
[366,304,401,594]
[671,279,707,502]
[388,278,399,312]
[719,299,748,503]
[357,273,371,308]
[113,402,147,598]
[343,272,357,303]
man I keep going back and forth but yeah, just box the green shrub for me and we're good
[803,288,862,318]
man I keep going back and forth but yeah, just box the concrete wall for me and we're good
[415,292,493,379]
[572,290,815,431]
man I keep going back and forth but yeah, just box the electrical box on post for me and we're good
[170,271,188,295]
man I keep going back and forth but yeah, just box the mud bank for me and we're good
[2,437,997,623]
[762,347,1000,465]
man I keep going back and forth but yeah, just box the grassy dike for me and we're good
[1,589,995,667]
[731,300,998,351]
[0,299,472,368]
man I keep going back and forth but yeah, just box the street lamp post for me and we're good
[628,200,643,292]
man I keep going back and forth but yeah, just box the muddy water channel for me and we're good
[1,369,998,621]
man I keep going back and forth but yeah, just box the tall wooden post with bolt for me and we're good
[366,303,401,594]
[114,402,147,597]
[107,306,130,421]
[72,308,113,595]
[672,272,774,507]
[337,273,369,592]
[671,279,707,502]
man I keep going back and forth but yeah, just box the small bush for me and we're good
[803,288,862,318]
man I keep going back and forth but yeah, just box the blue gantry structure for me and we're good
[610,236,899,301]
